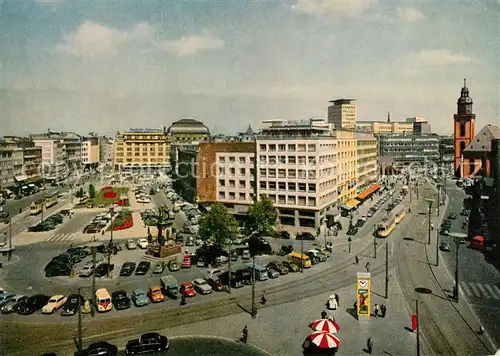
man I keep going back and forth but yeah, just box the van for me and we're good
[244,263,268,281]
[160,275,179,299]
[287,252,312,268]
[95,288,113,312]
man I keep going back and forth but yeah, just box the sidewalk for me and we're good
[396,182,494,355]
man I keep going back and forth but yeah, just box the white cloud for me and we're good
[397,7,426,22]
[58,22,223,58]
[159,33,224,57]
[407,49,475,66]
[291,0,376,19]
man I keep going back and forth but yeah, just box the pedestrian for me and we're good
[321,310,328,319]
[334,293,339,307]
[367,337,373,354]
[355,255,359,264]
[365,262,370,272]
[373,304,379,318]
[180,294,186,306]
[241,326,248,344]
[260,291,267,305]
[381,304,387,318]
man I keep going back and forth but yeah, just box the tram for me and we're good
[376,205,406,238]
[30,199,44,215]
[44,193,58,209]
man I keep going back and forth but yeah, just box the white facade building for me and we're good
[31,139,66,180]
[216,152,255,205]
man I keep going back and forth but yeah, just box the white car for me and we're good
[42,295,67,314]
[126,239,137,250]
[137,238,148,249]
[193,278,213,294]
[79,264,94,277]
[206,268,223,279]
[242,250,251,260]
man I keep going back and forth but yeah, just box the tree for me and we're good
[199,203,239,248]
[76,187,84,198]
[88,184,96,199]
[246,196,277,237]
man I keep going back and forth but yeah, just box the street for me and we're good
[1,186,66,218]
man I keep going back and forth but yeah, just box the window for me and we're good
[308,156,316,164]
[250,168,255,176]
[260,144,267,151]
[308,170,316,179]
[260,168,267,177]
[288,144,296,152]
[298,144,306,152]
[278,156,286,164]
[288,182,296,191]
[278,182,286,191]
[268,156,276,164]
[229,180,235,188]
[219,167,225,175]
[288,156,296,164]
[218,192,225,200]
[239,168,246,175]
[219,156,225,163]
[239,193,246,200]
[308,144,316,152]
[460,123,466,137]
[278,144,286,152]
[229,192,235,200]
[239,180,246,188]
[268,182,276,190]
[298,156,306,164]
[278,195,286,204]
[219,179,225,187]
[269,144,276,152]
[260,155,267,164]
[239,157,246,164]
[308,183,316,192]
[229,156,235,163]
[278,169,286,178]
[268,169,276,178]
[260,181,267,189]
[298,197,306,206]
[230,167,235,175]
[249,156,255,164]
[298,169,306,179]
[298,183,307,192]
[268,194,276,203]
[288,196,296,205]
[288,169,296,178]
[308,198,316,206]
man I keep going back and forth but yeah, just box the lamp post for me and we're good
[416,300,421,356]
[299,229,304,273]
[8,217,12,261]
[107,206,114,278]
[347,236,352,253]
[436,184,442,217]
[385,242,389,299]
[75,286,83,351]
[251,254,256,318]
[227,238,232,294]
[448,232,466,302]
[88,241,103,317]
[426,199,434,245]
[373,236,377,259]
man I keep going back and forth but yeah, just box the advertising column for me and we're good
[356,272,371,320]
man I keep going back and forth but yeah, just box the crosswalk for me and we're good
[460,282,500,300]
[45,233,75,242]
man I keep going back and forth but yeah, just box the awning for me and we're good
[345,199,361,208]
[14,175,28,182]
[357,184,381,200]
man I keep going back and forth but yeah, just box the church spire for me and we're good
[387,111,391,122]
[464,78,466,87]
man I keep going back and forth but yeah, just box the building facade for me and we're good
[113,129,171,171]
[356,133,378,191]
[378,133,440,165]
[328,99,357,129]
[453,79,476,177]
[99,137,115,165]
[439,136,454,173]
[357,120,415,134]
[81,136,100,167]
[462,125,500,177]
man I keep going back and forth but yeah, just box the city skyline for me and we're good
[1,0,498,136]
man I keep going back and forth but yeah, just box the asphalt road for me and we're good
[1,186,65,217]
[439,180,500,348]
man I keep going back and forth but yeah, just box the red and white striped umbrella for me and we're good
[310,331,341,349]
[311,319,340,333]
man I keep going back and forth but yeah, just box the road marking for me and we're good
[460,282,473,296]
[476,283,492,299]
[45,233,74,242]
[484,284,500,300]
[468,283,482,298]
[45,328,134,349]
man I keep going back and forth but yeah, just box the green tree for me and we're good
[199,203,239,248]
[88,184,96,199]
[246,196,277,237]
[76,187,84,198]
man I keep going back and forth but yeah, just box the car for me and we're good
[230,253,239,262]
[94,263,114,277]
[193,278,213,294]
[196,259,205,268]
[168,260,180,271]
[440,229,449,236]
[447,213,457,220]
[266,261,289,275]
[0,292,16,307]
[347,226,359,235]
[120,262,137,276]
[61,294,84,316]
[148,286,165,303]
[242,250,251,260]
[296,232,316,240]
[1,295,27,314]
[219,271,244,288]
[135,261,151,275]
[126,239,137,250]
[42,295,67,314]
[206,277,225,291]
[440,241,451,251]
[356,219,366,227]
[153,262,166,274]
[282,261,300,272]
[45,265,72,277]
[205,268,223,279]
[181,282,196,297]
[235,269,253,285]
[268,268,280,279]
[460,209,469,216]
[137,238,148,249]
[17,294,50,315]
[108,290,130,310]
[79,264,94,277]
[125,332,170,355]
[181,256,192,268]
[74,341,118,356]
[131,289,149,307]
[185,237,195,246]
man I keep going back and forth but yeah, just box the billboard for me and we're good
[356,272,371,319]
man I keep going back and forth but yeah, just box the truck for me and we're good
[160,275,179,299]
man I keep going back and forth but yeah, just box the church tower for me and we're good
[454,79,476,177]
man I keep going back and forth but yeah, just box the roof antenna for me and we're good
[464,78,467,87]
[387,111,391,122]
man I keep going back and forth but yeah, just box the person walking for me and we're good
[321,310,328,319]
[334,293,339,307]
[367,337,373,354]
[260,291,267,305]
[180,293,186,306]
[241,326,248,344]
[355,255,359,264]
[365,262,370,272]
[381,304,387,318]
[373,304,379,318]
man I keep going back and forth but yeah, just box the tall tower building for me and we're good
[328,99,357,130]
[453,79,476,177]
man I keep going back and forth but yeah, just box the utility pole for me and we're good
[416,300,420,356]
[40,196,45,223]
[385,242,389,299]
[373,236,377,259]
[347,236,352,253]
[107,206,114,278]
[88,242,101,317]
[76,287,83,351]
[437,185,441,217]
[455,237,459,302]
[300,233,304,273]
[435,227,439,267]
[426,199,434,244]
[251,254,256,318]
[227,239,232,294]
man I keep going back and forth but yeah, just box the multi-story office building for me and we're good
[439,136,454,172]
[406,117,432,135]
[81,136,100,167]
[357,120,414,134]
[378,133,440,165]
[99,137,115,165]
[113,128,171,171]
[172,145,199,203]
[328,99,357,129]
[355,133,378,191]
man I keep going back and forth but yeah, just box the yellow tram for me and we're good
[44,193,58,209]
[376,205,406,238]
[29,194,58,215]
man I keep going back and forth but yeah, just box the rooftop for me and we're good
[463,124,500,153]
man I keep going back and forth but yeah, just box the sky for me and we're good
[0,0,498,136]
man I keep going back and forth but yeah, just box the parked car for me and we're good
[282,261,300,272]
[17,294,50,315]
[193,278,213,294]
[0,292,16,307]
[266,261,289,275]
[206,278,225,291]
[75,341,118,356]
[181,256,192,268]
[120,262,137,276]
[126,239,137,250]
[42,295,67,314]
[94,263,114,277]
[447,213,457,220]
[135,261,151,275]
[111,290,131,310]
[181,282,196,297]
[148,286,165,303]
[153,262,166,274]
[168,260,180,271]
[125,332,169,355]
[296,232,316,241]
[61,294,84,316]
[196,259,205,268]
[131,289,149,307]
[242,250,251,260]
[137,238,149,249]
[1,295,27,314]
[347,226,359,235]
[79,264,94,277]
[268,268,280,279]
[440,241,451,251]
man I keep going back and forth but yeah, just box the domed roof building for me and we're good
[167,118,210,142]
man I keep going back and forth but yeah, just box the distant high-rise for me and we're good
[328,99,357,130]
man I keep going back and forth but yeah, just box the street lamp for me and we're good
[107,206,115,279]
[426,199,434,245]
[88,241,103,317]
[436,184,442,217]
[448,232,467,302]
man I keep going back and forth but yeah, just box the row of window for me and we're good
[218,191,254,201]
[218,156,255,164]
[258,143,317,152]
[116,151,165,157]
[115,158,169,163]
[259,181,316,193]
[219,167,255,176]
[259,168,316,179]
[266,194,316,207]
[121,135,168,141]
[219,179,253,189]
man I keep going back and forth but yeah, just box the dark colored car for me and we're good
[120,262,137,276]
[206,278,225,291]
[17,294,50,315]
[447,213,457,220]
[74,341,118,356]
[135,261,151,275]
[45,265,72,277]
[125,332,169,355]
[1,296,28,314]
[218,271,244,288]
[94,263,114,277]
[355,219,366,227]
[274,230,291,239]
[347,226,359,235]
[111,290,131,310]
[61,294,84,316]
[296,232,315,241]
[266,261,289,275]
[235,269,253,285]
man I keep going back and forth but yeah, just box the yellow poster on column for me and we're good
[356,272,371,319]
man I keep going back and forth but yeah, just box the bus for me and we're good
[244,263,268,281]
[95,288,113,312]
[287,252,312,268]
[30,199,44,215]
[44,193,58,209]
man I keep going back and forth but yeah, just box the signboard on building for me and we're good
[128,128,163,133]
[356,272,371,319]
